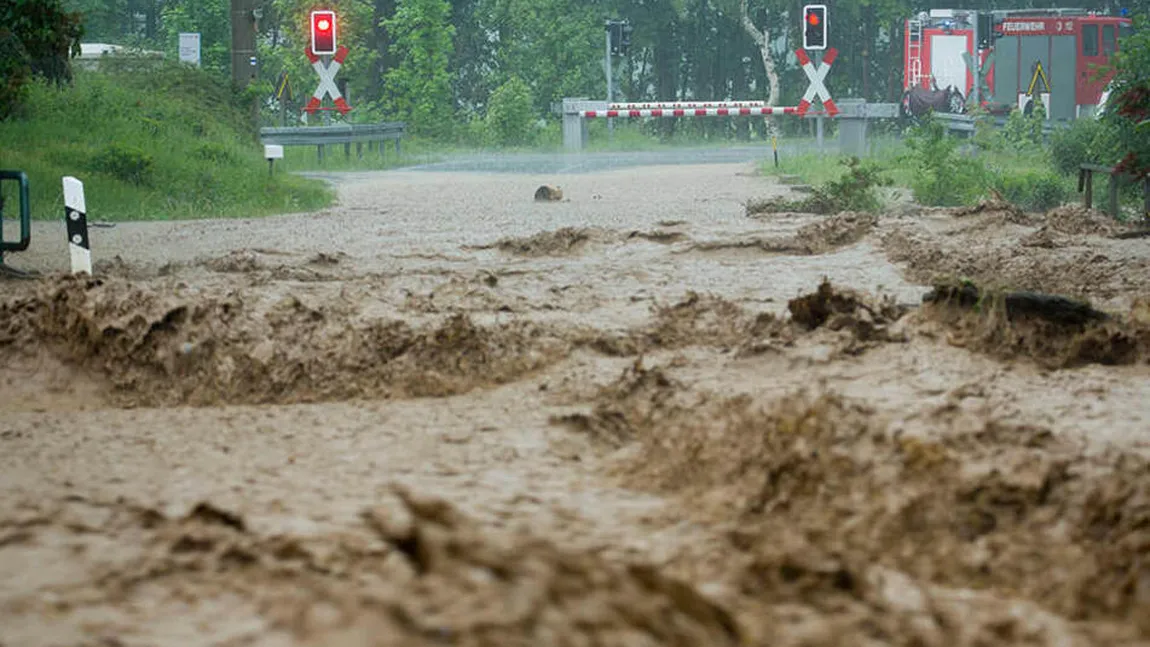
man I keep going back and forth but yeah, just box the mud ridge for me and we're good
[685,212,877,256]
[0,275,570,406]
[881,225,1150,303]
[920,281,1150,368]
[469,227,615,257]
[559,375,1150,644]
[581,280,909,358]
[0,488,741,646]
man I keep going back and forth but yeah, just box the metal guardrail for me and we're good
[259,122,407,163]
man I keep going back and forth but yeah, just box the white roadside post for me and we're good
[63,176,91,275]
[265,144,284,176]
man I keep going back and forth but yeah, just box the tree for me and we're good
[1106,14,1149,180]
[383,0,455,137]
[0,0,84,119]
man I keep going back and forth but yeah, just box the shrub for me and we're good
[804,156,891,213]
[485,76,537,147]
[92,143,154,185]
[968,105,1003,152]
[1050,118,1119,175]
[902,113,989,206]
[991,169,1071,212]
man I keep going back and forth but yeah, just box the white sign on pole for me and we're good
[179,33,201,67]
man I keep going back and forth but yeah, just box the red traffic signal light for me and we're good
[311,10,337,55]
[802,5,827,50]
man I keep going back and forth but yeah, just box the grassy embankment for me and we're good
[0,59,332,221]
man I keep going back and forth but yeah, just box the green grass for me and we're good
[760,134,1082,212]
[0,59,333,222]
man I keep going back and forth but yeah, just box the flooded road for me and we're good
[3,161,1150,646]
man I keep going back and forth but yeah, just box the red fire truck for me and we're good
[902,8,1134,120]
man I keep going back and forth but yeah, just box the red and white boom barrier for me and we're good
[607,100,773,110]
[561,48,838,150]
[582,105,801,118]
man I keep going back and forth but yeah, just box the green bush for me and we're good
[968,105,1003,152]
[92,143,154,185]
[902,113,989,206]
[991,168,1071,212]
[1049,118,1118,175]
[1002,101,1046,148]
[804,156,891,213]
[485,76,537,147]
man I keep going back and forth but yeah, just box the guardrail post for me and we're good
[1109,173,1120,218]
[63,176,91,275]
[837,99,868,157]
[562,98,597,153]
[1144,179,1149,224]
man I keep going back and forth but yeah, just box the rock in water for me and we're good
[534,185,563,202]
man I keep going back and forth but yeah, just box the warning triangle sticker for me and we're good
[1026,61,1051,96]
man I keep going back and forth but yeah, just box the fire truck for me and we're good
[902,8,1134,120]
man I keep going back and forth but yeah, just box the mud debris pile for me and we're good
[557,369,1150,645]
[473,227,608,256]
[921,280,1150,367]
[0,488,741,647]
[0,275,570,406]
[882,203,1150,306]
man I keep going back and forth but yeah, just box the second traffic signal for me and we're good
[802,4,826,50]
[311,10,337,55]
[607,20,632,56]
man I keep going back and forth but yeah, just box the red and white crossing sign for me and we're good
[304,45,351,116]
[795,47,838,117]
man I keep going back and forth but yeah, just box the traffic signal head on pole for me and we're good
[803,4,827,50]
[311,10,337,55]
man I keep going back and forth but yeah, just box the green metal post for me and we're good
[0,170,31,266]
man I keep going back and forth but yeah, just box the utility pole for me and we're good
[231,0,260,123]
[605,21,614,141]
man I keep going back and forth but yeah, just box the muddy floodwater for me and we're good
[3,162,1150,646]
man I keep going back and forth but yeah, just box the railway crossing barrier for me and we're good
[562,48,848,152]
[259,122,406,164]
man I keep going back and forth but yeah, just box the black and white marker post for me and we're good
[63,176,91,275]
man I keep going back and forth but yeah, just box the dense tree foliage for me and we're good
[0,0,84,118]
[1106,14,1149,179]
[35,0,1150,139]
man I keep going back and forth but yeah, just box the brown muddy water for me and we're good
[2,163,1150,646]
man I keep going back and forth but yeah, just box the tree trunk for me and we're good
[740,0,779,107]
[740,0,779,139]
